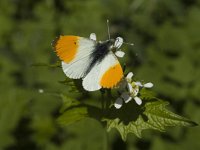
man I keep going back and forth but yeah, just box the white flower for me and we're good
[114,92,133,109]
[134,96,142,105]
[135,81,143,87]
[115,50,125,58]
[135,81,153,88]
[114,72,154,109]
[143,82,154,88]
[114,97,123,109]
[89,33,97,41]
[114,37,123,48]
[121,92,132,103]
[127,83,133,93]
[126,72,134,81]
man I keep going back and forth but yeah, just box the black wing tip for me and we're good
[51,34,65,48]
[51,36,60,48]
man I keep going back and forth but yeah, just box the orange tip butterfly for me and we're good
[52,20,132,91]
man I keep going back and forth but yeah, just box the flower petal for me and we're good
[144,82,153,88]
[114,37,123,48]
[89,33,96,41]
[134,96,142,105]
[121,92,132,103]
[115,50,125,58]
[124,96,132,103]
[118,80,127,92]
[133,88,139,96]
[114,97,123,109]
[135,81,143,87]
[127,83,133,93]
[126,72,133,80]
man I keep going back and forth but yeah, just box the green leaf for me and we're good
[57,94,102,127]
[59,118,108,150]
[58,78,80,93]
[59,94,80,113]
[139,88,157,100]
[104,99,197,141]
[57,106,88,126]
[57,94,88,125]
[143,100,197,129]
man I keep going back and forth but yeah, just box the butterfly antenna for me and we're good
[107,19,111,40]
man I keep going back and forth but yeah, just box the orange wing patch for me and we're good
[53,36,79,63]
[100,63,123,88]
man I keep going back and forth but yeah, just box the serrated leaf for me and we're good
[139,88,157,100]
[143,100,197,129]
[104,99,197,141]
[57,94,103,127]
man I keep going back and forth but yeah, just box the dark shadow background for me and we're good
[0,0,200,150]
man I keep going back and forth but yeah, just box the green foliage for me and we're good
[58,106,88,126]
[0,89,29,149]
[105,99,196,141]
[57,92,196,142]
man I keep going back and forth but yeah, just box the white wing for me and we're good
[82,52,123,91]
[60,37,96,79]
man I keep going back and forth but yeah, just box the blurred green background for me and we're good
[0,0,200,150]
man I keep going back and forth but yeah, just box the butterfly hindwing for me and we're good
[82,52,123,91]
[99,54,123,88]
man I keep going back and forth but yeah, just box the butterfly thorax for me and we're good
[86,40,114,74]
[93,40,113,59]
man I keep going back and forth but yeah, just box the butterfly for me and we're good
[52,32,126,91]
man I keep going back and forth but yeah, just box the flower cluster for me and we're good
[110,36,153,109]
[114,72,153,109]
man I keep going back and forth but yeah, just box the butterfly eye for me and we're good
[114,37,123,48]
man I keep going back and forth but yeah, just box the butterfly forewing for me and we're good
[53,35,96,79]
